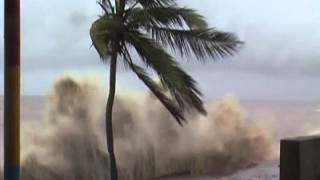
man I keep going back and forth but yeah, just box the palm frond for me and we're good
[134,0,176,8]
[90,15,114,60]
[99,0,115,14]
[147,27,242,60]
[91,0,244,126]
[121,46,186,125]
[127,62,186,125]
[125,32,206,114]
[125,7,208,29]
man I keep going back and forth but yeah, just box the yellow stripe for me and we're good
[5,66,20,166]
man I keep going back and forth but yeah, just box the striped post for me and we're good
[4,0,20,180]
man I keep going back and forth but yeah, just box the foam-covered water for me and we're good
[0,75,319,180]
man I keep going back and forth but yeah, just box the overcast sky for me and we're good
[0,0,320,101]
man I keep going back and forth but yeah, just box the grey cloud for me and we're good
[178,0,320,77]
[69,11,89,26]
[1,0,319,75]
[0,0,320,98]
[19,0,102,71]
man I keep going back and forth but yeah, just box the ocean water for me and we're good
[0,81,319,179]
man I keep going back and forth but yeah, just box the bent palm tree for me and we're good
[90,0,242,180]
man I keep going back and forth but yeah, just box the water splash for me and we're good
[0,75,275,180]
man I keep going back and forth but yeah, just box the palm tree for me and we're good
[90,0,242,180]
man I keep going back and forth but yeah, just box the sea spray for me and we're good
[1,75,275,180]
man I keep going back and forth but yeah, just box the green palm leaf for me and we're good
[134,0,176,7]
[125,32,206,114]
[90,15,114,60]
[100,0,115,14]
[146,27,242,59]
[126,7,208,29]
[121,46,186,124]
[130,63,186,124]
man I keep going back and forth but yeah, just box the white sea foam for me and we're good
[0,75,276,180]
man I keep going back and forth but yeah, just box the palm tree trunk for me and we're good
[106,48,118,180]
